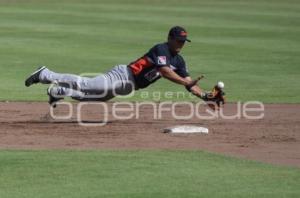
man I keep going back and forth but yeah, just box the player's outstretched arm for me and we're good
[158,66,205,97]
[184,76,204,97]
[158,66,190,86]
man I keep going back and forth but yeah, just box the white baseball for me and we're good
[217,81,225,89]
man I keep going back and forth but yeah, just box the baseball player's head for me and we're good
[167,26,191,54]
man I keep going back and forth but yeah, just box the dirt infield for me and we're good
[0,102,299,167]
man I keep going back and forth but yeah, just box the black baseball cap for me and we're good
[168,26,191,42]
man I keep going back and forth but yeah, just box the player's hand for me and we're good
[185,75,204,92]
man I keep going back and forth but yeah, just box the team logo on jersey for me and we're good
[158,56,167,65]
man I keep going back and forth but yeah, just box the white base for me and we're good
[163,125,209,134]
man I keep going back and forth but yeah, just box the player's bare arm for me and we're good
[158,66,190,86]
[158,67,204,96]
[184,76,204,97]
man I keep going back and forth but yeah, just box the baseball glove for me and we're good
[202,86,226,110]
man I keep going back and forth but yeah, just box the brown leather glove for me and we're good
[202,86,226,110]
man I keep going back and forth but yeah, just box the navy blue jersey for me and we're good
[128,43,189,89]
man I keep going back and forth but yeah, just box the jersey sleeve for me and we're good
[148,44,171,68]
[175,57,190,78]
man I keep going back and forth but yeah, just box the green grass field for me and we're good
[0,0,300,197]
[0,0,299,102]
[0,150,299,198]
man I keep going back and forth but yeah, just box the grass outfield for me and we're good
[0,150,299,198]
[0,0,299,102]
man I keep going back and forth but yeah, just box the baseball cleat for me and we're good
[47,87,63,108]
[25,66,46,87]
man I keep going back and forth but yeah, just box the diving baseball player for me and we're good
[25,26,225,108]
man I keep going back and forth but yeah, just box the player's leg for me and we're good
[25,66,85,88]
[48,85,116,102]
[26,65,135,95]
[46,65,136,105]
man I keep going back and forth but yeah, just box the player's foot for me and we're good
[47,86,63,108]
[25,66,47,87]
